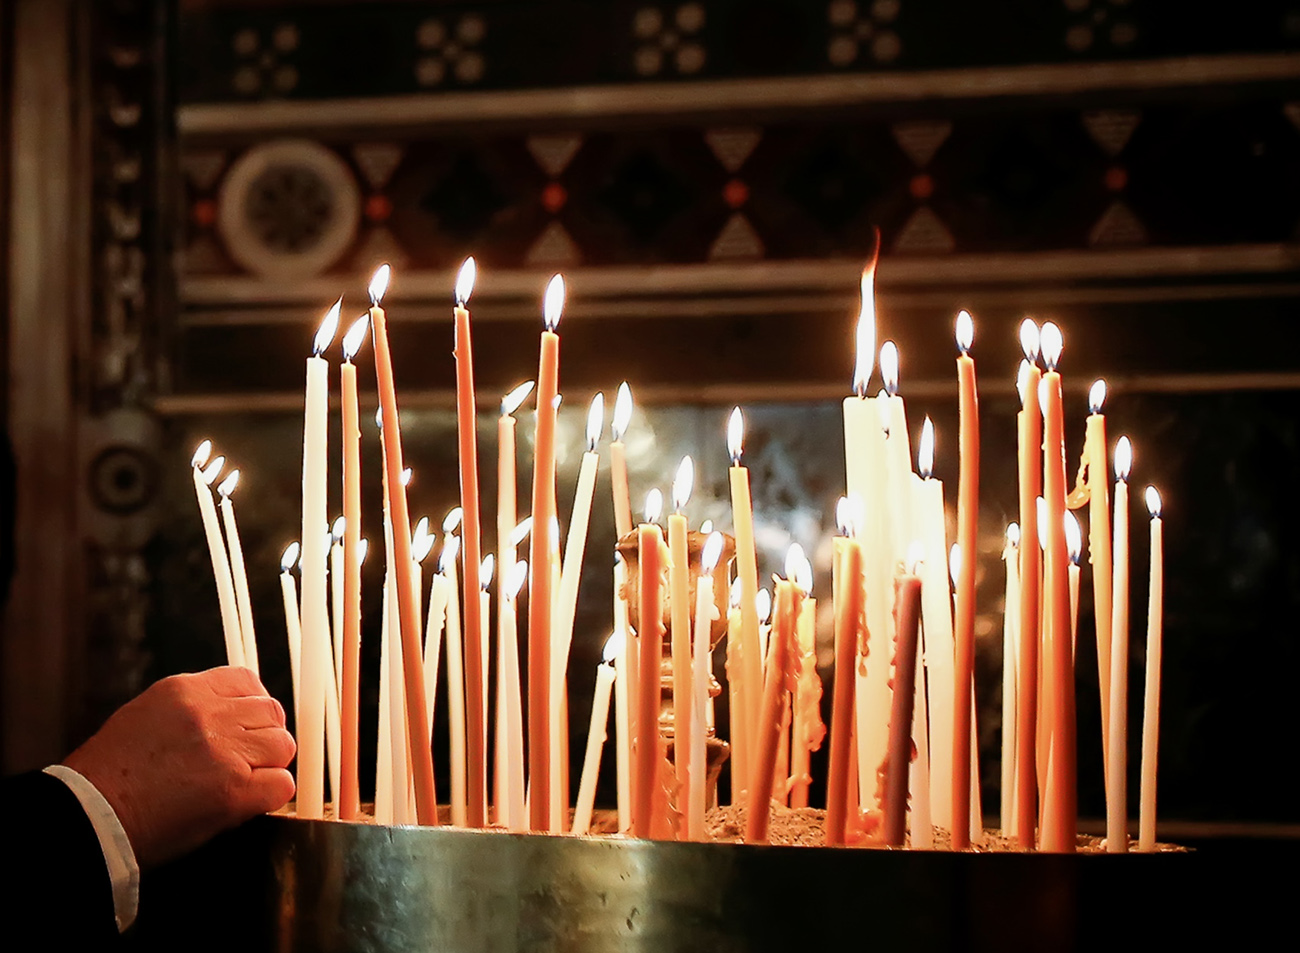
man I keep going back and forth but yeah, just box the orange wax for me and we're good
[1041,371,1077,852]
[826,539,863,845]
[883,573,922,846]
[633,523,666,838]
[370,303,438,825]
[746,580,799,844]
[668,512,692,836]
[454,304,487,828]
[527,329,560,831]
[1015,365,1042,848]
[339,359,363,821]
[952,351,980,849]
[728,464,762,805]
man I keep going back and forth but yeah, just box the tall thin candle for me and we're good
[1014,331,1044,849]
[952,309,980,850]
[1138,486,1163,852]
[1107,437,1132,852]
[610,382,635,539]
[339,313,368,821]
[884,550,923,847]
[726,408,762,807]
[573,636,619,835]
[192,446,244,669]
[1000,523,1021,834]
[668,455,695,834]
[217,469,258,675]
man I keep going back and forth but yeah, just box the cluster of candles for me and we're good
[190,257,1166,852]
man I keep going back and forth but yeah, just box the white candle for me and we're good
[689,532,724,839]
[1107,437,1132,852]
[571,641,618,836]
[374,563,393,825]
[499,559,528,830]
[296,301,338,820]
[441,529,467,827]
[1001,524,1021,834]
[191,446,244,669]
[1138,486,1163,852]
[217,470,259,675]
[278,542,302,732]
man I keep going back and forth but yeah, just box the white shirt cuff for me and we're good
[44,764,140,932]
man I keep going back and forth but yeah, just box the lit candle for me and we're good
[191,445,244,668]
[951,309,980,850]
[789,550,822,811]
[1014,325,1044,849]
[338,312,368,821]
[572,634,620,836]
[1106,436,1133,852]
[884,544,924,847]
[746,563,800,844]
[1038,322,1077,853]
[297,300,339,820]
[528,274,564,832]
[1138,486,1163,852]
[368,265,437,825]
[633,490,667,838]
[552,393,606,820]
[278,542,302,730]
[497,558,528,830]
[1077,380,1114,785]
[826,498,863,845]
[668,455,695,836]
[1065,511,1083,657]
[726,408,763,808]
[878,341,915,562]
[1000,523,1021,835]
[688,532,723,839]
[216,468,258,675]
[610,382,635,539]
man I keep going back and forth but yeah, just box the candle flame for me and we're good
[955,309,974,355]
[341,314,370,361]
[439,534,461,574]
[1115,435,1133,482]
[612,382,634,441]
[480,553,495,589]
[401,467,413,487]
[603,631,623,664]
[508,517,533,548]
[1007,522,1021,549]
[644,488,663,524]
[505,559,528,601]
[727,407,744,466]
[906,540,924,576]
[412,516,430,548]
[280,542,300,572]
[201,455,225,487]
[880,341,899,397]
[918,416,935,480]
[314,298,342,355]
[357,537,369,566]
[755,587,772,624]
[1089,379,1107,416]
[1145,485,1162,519]
[330,516,346,542]
[501,380,535,416]
[1064,511,1082,565]
[672,455,694,512]
[699,519,713,535]
[1037,375,1050,418]
[586,392,605,452]
[1036,497,1048,551]
[543,274,565,331]
[412,529,436,565]
[217,468,240,498]
[1019,318,1040,363]
[693,531,722,577]
[455,256,477,306]
[1016,360,1032,408]
[729,576,743,609]
[191,439,212,469]
[1041,321,1063,371]
[443,506,463,533]
[785,543,811,595]
[369,264,391,305]
[853,264,876,398]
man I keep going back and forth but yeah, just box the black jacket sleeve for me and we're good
[1,770,119,948]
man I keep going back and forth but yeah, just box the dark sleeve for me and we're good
[1,770,119,948]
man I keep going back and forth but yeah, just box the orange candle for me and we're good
[610,382,635,539]
[1138,486,1163,852]
[452,259,488,828]
[746,571,800,844]
[727,407,763,807]
[951,309,980,850]
[338,314,368,821]
[1014,333,1043,849]
[368,265,438,826]
[1080,380,1114,783]
[668,456,694,835]
[1038,322,1077,853]
[789,552,821,810]
[826,502,863,845]
[633,508,666,839]
[884,558,923,846]
[527,274,564,831]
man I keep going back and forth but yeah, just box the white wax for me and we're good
[298,354,329,819]
[193,468,244,668]
[571,663,616,836]
[220,495,258,675]
[1001,544,1021,833]
[613,561,632,832]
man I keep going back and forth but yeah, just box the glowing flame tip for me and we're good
[612,382,634,441]
[1145,486,1162,518]
[1041,321,1063,371]
[368,264,391,305]
[955,310,974,354]
[543,274,565,331]
[585,392,605,451]
[280,542,300,572]
[501,380,535,416]
[200,455,225,487]
[341,314,370,361]
[217,469,240,497]
[1114,436,1133,482]
[643,488,663,524]
[455,257,477,306]
[672,456,694,512]
[191,439,212,469]
[1019,318,1040,363]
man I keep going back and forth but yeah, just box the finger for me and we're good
[242,766,296,817]
[229,694,287,730]
[206,665,267,698]
[238,726,296,769]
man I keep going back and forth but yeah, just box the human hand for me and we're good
[63,666,295,869]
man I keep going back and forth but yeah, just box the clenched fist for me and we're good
[63,666,295,869]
